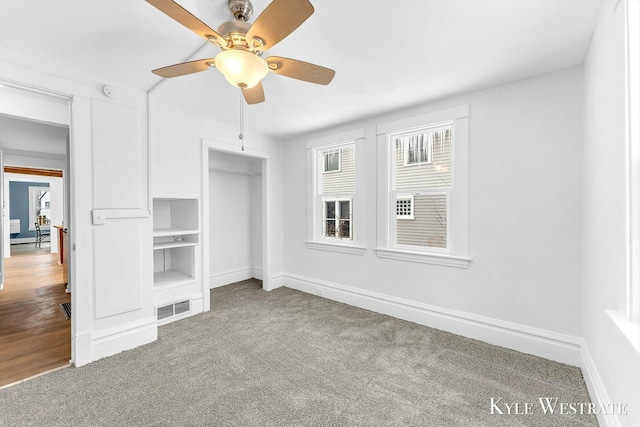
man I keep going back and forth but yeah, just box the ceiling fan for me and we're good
[146,0,335,104]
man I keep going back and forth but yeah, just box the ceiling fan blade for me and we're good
[246,0,314,51]
[242,82,265,104]
[152,58,215,78]
[146,0,228,47]
[266,56,335,85]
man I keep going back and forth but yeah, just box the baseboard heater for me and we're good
[157,300,190,321]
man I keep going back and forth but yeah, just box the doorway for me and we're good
[201,140,271,312]
[208,150,263,287]
[0,84,71,387]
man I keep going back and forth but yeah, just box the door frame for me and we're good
[0,69,88,366]
[201,139,272,312]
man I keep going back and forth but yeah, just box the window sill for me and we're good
[305,241,367,255]
[375,248,470,268]
[605,309,640,354]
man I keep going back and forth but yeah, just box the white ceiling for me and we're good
[0,0,604,139]
[0,115,68,156]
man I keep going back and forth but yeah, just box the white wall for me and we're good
[582,0,640,425]
[250,172,263,275]
[283,67,584,358]
[150,96,282,305]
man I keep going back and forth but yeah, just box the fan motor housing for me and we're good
[218,20,253,49]
[228,0,253,21]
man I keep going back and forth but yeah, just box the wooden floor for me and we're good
[0,247,70,387]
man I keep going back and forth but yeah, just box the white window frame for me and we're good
[375,105,470,268]
[322,197,352,239]
[396,194,415,219]
[306,129,366,255]
[28,186,51,231]
[608,0,640,352]
[403,134,433,166]
[628,0,640,325]
[323,149,341,173]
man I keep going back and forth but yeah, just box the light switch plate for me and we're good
[92,209,106,225]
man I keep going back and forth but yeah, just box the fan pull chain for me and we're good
[239,89,245,151]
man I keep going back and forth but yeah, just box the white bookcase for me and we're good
[153,198,199,288]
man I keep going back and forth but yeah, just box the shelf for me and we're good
[153,228,199,237]
[153,241,198,250]
[154,270,195,288]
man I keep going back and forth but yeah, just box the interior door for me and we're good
[0,148,5,290]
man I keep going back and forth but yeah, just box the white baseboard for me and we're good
[72,331,92,367]
[209,268,255,288]
[580,340,619,427]
[266,274,284,291]
[10,237,37,244]
[253,267,263,280]
[283,273,583,366]
[90,316,158,361]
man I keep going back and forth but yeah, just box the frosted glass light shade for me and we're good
[215,50,268,89]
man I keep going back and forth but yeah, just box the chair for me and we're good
[35,223,50,248]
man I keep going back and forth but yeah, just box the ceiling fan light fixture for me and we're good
[214,49,268,89]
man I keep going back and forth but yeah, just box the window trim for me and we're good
[306,128,365,254]
[322,197,353,240]
[28,185,51,231]
[626,0,639,324]
[376,105,470,267]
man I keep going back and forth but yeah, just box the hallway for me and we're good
[0,248,70,387]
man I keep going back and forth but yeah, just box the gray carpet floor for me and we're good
[0,280,597,426]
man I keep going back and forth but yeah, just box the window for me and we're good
[396,195,414,219]
[316,145,354,241]
[376,105,470,267]
[404,133,432,165]
[393,126,452,250]
[306,128,366,254]
[323,149,341,173]
[323,198,352,239]
[29,186,50,230]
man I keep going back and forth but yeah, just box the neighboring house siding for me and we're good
[322,146,355,194]
[395,129,452,190]
[397,193,447,248]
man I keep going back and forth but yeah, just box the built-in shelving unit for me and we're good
[153,198,199,289]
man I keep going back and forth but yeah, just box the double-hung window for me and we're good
[306,129,365,255]
[318,144,354,241]
[376,105,470,267]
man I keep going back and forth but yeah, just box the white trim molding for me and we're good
[90,316,158,361]
[375,247,470,268]
[283,272,582,366]
[305,241,367,255]
[209,267,257,288]
[580,340,621,427]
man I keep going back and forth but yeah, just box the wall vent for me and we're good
[157,300,190,321]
